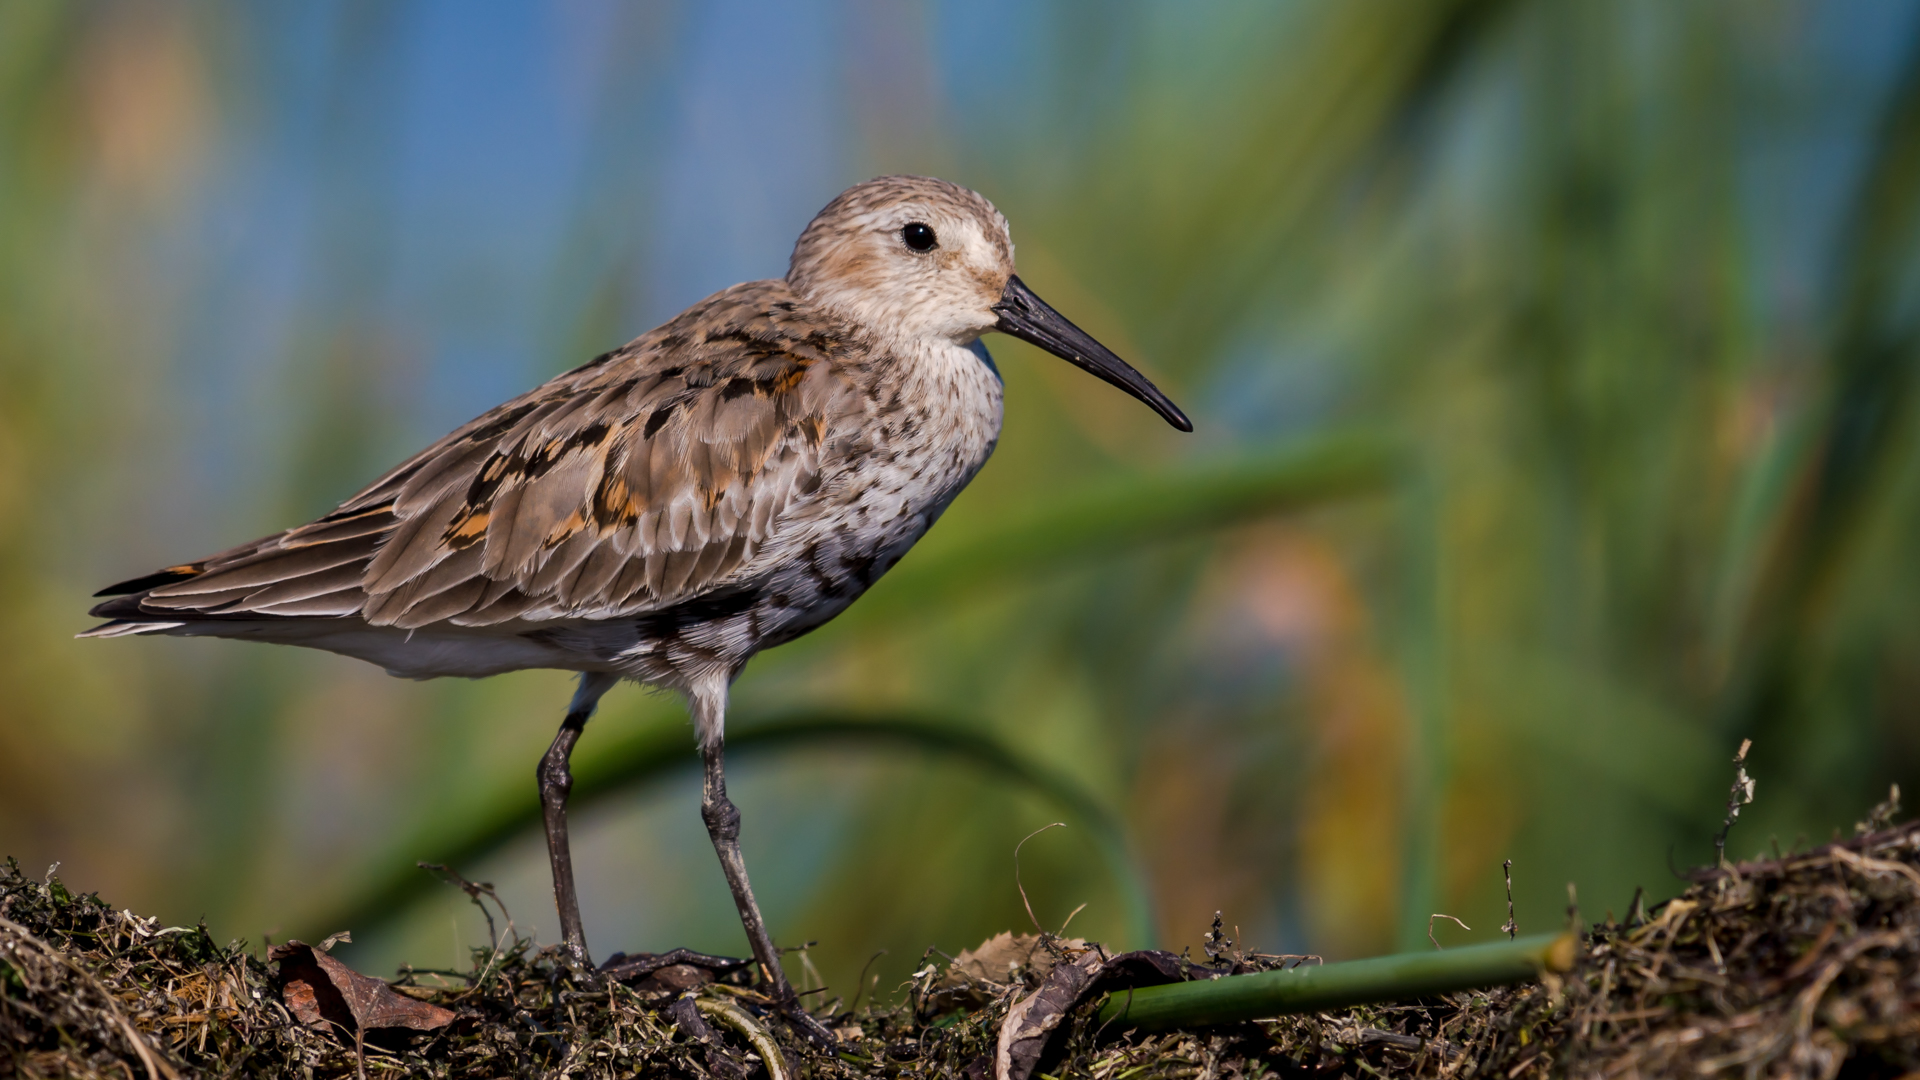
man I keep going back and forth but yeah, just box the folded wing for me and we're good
[90,283,857,632]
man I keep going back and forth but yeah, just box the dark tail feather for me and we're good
[93,564,205,598]
[88,593,157,619]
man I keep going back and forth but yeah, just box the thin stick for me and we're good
[1013,822,1067,935]
[1427,914,1470,950]
[1501,859,1517,939]
[1713,739,1755,869]
[847,949,886,1015]
[1058,902,1090,936]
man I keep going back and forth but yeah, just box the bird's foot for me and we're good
[555,941,600,984]
[595,948,835,1048]
[772,994,837,1049]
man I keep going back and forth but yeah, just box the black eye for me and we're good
[901,222,937,252]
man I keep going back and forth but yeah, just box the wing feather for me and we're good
[251,587,365,618]
[455,576,528,626]
[395,539,487,606]
[235,559,371,609]
[392,577,489,629]
[282,507,396,546]
[566,543,628,607]
[528,529,598,599]
[153,537,371,595]
[364,494,466,592]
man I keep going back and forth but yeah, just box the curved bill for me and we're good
[991,275,1193,432]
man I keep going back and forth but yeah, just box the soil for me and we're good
[5,811,1920,1078]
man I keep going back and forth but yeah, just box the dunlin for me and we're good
[84,175,1190,1035]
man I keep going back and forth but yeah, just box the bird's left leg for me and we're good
[690,679,835,1046]
[538,671,618,970]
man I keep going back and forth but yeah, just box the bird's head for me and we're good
[787,175,1191,432]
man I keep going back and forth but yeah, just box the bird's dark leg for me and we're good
[539,672,617,969]
[692,682,835,1046]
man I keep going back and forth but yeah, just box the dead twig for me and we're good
[1714,738,1756,869]
[1012,823,1067,936]
[1501,859,1517,939]
[1427,914,1471,950]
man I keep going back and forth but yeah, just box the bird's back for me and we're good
[86,279,1003,682]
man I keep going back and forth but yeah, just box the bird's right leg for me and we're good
[538,672,618,968]
[690,678,836,1047]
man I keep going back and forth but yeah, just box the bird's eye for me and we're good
[901,222,937,252]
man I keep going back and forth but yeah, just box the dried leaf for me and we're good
[270,940,455,1035]
[947,932,1088,989]
[995,948,1103,1080]
[989,944,1236,1080]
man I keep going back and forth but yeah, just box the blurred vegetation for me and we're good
[4,0,1920,1004]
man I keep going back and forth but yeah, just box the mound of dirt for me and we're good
[5,815,1920,1078]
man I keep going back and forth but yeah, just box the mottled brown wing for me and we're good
[99,282,863,630]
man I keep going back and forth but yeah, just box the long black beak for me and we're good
[991,274,1193,432]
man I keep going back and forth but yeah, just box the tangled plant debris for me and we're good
[6,795,1920,1078]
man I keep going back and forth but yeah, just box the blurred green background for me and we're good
[5,0,1920,1001]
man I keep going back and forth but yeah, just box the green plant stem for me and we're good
[1096,932,1578,1031]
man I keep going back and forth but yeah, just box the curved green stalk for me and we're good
[321,712,1154,949]
[1096,932,1578,1031]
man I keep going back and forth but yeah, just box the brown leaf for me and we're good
[995,948,1104,1080]
[947,932,1090,989]
[270,940,455,1035]
[991,945,1234,1080]
[633,963,714,996]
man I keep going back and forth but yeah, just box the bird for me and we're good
[81,174,1190,1038]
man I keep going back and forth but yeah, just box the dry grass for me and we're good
[6,812,1920,1078]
